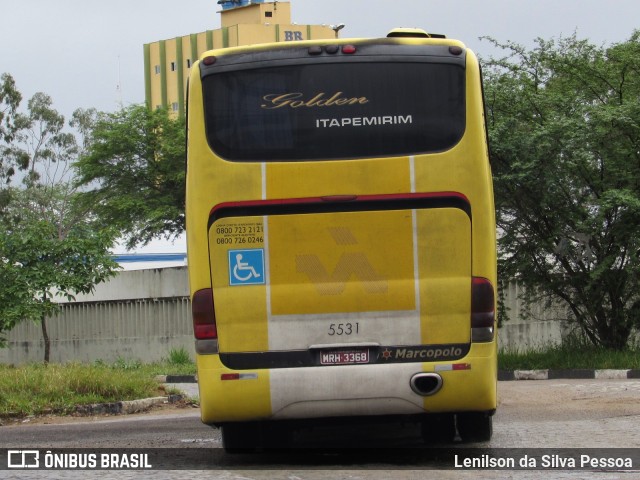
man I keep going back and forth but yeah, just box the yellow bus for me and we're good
[186,27,497,450]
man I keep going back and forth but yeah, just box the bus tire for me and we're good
[221,421,292,453]
[265,422,293,449]
[421,413,456,444]
[221,422,263,453]
[456,412,493,443]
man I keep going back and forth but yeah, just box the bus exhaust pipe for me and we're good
[410,373,443,396]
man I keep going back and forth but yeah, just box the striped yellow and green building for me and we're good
[144,0,338,116]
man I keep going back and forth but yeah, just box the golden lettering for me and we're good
[261,92,369,109]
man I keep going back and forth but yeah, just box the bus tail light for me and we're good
[471,277,495,342]
[192,288,217,340]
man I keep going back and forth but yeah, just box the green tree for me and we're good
[0,80,119,360]
[0,186,118,360]
[0,73,22,149]
[484,32,640,349]
[0,73,23,210]
[74,105,186,249]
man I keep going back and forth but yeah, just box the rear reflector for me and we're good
[453,363,472,370]
[221,373,258,381]
[192,288,217,340]
[435,363,472,372]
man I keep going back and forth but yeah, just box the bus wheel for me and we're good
[221,422,292,453]
[421,414,456,444]
[456,412,493,443]
[265,422,293,449]
[221,422,263,453]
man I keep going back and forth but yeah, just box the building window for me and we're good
[172,102,179,112]
[265,11,273,18]
[170,62,176,72]
[187,59,192,68]
[154,65,161,74]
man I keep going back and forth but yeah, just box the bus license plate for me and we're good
[320,350,369,366]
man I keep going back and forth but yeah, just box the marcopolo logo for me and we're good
[381,346,465,362]
[395,346,464,360]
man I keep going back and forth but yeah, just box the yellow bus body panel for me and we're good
[268,210,416,316]
[197,355,272,422]
[209,216,268,352]
[187,37,497,425]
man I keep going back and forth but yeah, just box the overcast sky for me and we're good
[3,0,639,119]
[2,0,639,252]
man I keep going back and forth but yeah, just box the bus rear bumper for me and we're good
[196,342,497,425]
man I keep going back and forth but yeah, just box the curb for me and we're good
[498,369,640,381]
[155,375,198,383]
[75,394,185,416]
[74,376,197,417]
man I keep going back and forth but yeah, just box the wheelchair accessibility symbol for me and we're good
[229,249,265,286]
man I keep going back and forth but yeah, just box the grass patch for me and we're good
[0,363,159,417]
[166,347,193,366]
[0,350,197,418]
[92,352,197,377]
[499,343,640,370]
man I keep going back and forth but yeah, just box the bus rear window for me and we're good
[202,62,465,161]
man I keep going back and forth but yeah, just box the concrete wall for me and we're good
[498,281,569,351]
[0,267,193,365]
[1,267,569,364]
[64,266,189,303]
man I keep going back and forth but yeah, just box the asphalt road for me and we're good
[1,379,640,478]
